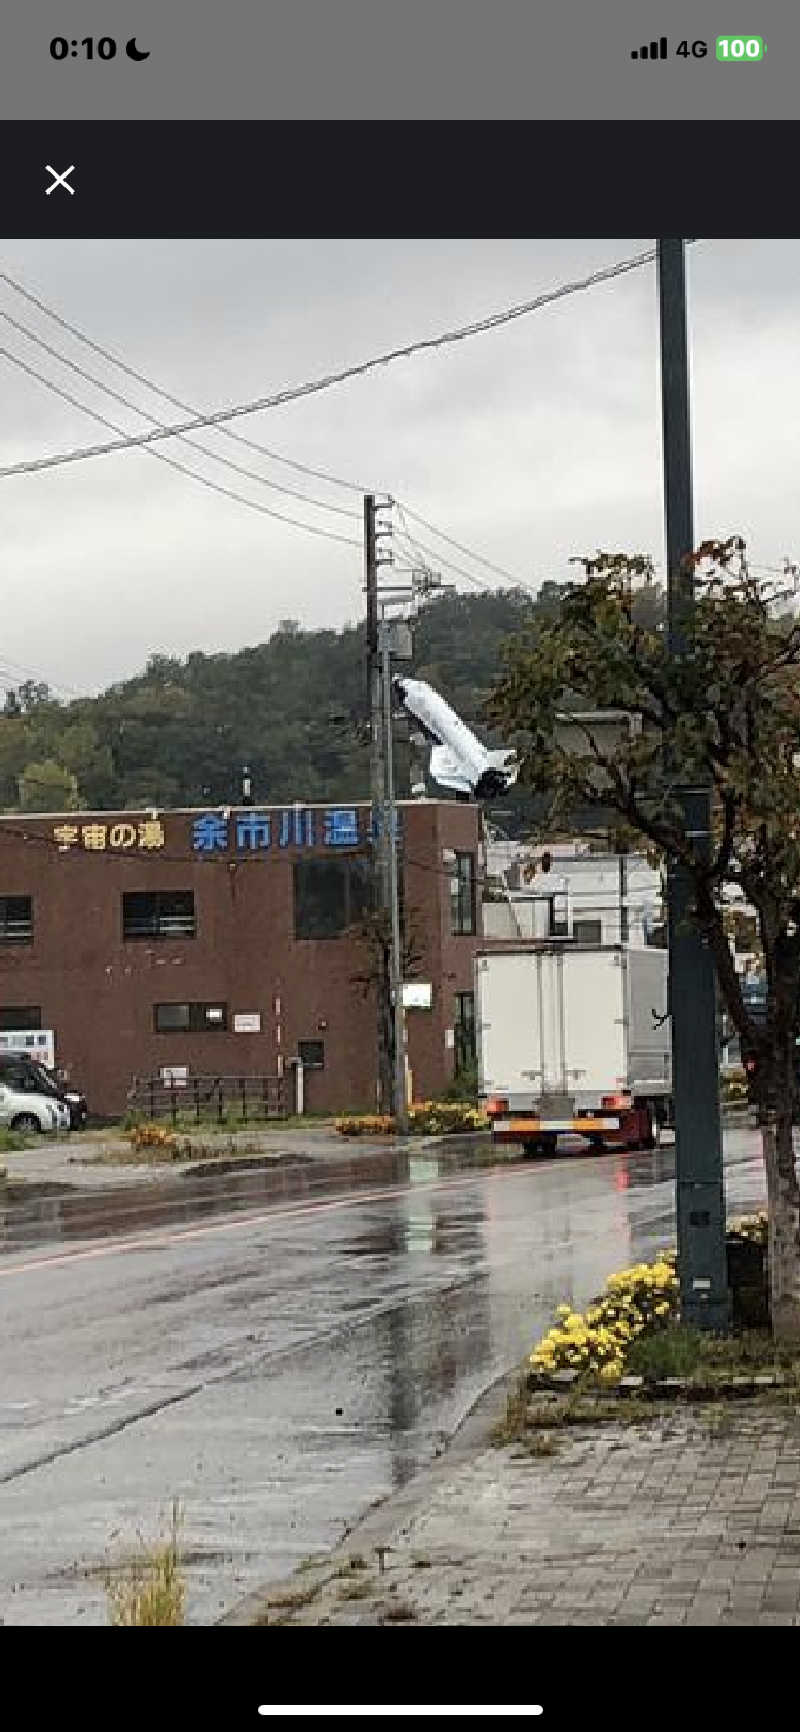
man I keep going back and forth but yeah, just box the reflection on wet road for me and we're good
[0,1127,767,1624]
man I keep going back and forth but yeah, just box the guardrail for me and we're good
[127,1073,288,1124]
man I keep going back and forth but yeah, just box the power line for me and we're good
[0,655,86,701]
[0,304,358,521]
[0,345,361,549]
[0,245,658,483]
[0,264,368,498]
[393,502,484,591]
[394,499,530,589]
[393,519,537,598]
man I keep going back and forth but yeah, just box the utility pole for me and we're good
[658,237,730,1330]
[365,494,393,1112]
[381,619,408,1131]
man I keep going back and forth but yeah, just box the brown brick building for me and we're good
[0,799,482,1118]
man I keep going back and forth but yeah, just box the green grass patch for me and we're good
[626,1323,800,1384]
[0,1128,33,1154]
[625,1324,708,1380]
[105,1501,185,1627]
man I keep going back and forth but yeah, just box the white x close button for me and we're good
[45,164,75,196]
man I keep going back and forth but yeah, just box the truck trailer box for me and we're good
[475,944,671,1152]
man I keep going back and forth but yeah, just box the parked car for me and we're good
[0,1055,71,1135]
[48,1068,88,1130]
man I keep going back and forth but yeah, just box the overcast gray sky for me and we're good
[1,237,797,698]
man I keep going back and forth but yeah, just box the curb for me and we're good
[217,1363,518,1626]
[529,1367,790,1401]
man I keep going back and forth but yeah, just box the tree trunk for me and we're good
[377,942,394,1114]
[761,1102,800,1343]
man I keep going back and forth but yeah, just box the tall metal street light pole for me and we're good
[657,237,730,1330]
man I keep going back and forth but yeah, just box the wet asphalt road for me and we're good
[0,1126,768,1625]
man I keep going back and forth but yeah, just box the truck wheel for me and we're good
[10,1113,41,1134]
[637,1105,657,1150]
[523,1137,557,1158]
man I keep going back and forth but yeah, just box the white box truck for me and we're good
[475,944,672,1154]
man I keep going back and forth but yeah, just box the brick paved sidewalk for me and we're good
[245,1400,800,1626]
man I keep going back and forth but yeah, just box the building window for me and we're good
[0,896,33,944]
[0,1006,42,1030]
[449,853,476,936]
[454,991,476,1076]
[298,1039,325,1070]
[549,900,570,938]
[123,891,196,940]
[154,1002,228,1033]
[573,919,603,946]
[294,858,372,939]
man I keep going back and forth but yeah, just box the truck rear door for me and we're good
[561,949,626,1095]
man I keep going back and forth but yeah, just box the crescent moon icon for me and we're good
[125,37,150,61]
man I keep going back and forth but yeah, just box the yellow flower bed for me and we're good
[335,1114,396,1138]
[335,1102,488,1137]
[126,1122,181,1153]
[529,1254,680,1386]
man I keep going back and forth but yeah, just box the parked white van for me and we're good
[0,1055,71,1135]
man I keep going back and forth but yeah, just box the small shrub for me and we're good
[442,1062,479,1103]
[408,1100,488,1135]
[625,1323,707,1380]
[727,1210,768,1247]
[124,1122,188,1158]
[334,1102,488,1138]
[105,1501,185,1626]
[335,1114,396,1138]
[720,1067,749,1105]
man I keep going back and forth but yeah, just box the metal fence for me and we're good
[127,1073,288,1124]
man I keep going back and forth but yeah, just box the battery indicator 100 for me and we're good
[716,35,765,60]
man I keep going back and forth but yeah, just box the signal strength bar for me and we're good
[631,37,668,59]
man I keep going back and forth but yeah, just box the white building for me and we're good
[482,838,664,948]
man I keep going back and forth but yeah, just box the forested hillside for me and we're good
[0,581,665,833]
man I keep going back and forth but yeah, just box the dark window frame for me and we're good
[298,1039,325,1070]
[449,853,476,937]
[0,1005,42,1031]
[572,918,603,946]
[153,1001,228,1034]
[123,890,196,941]
[293,856,373,941]
[454,990,477,1074]
[0,895,33,945]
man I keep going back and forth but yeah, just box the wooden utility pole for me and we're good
[658,237,730,1330]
